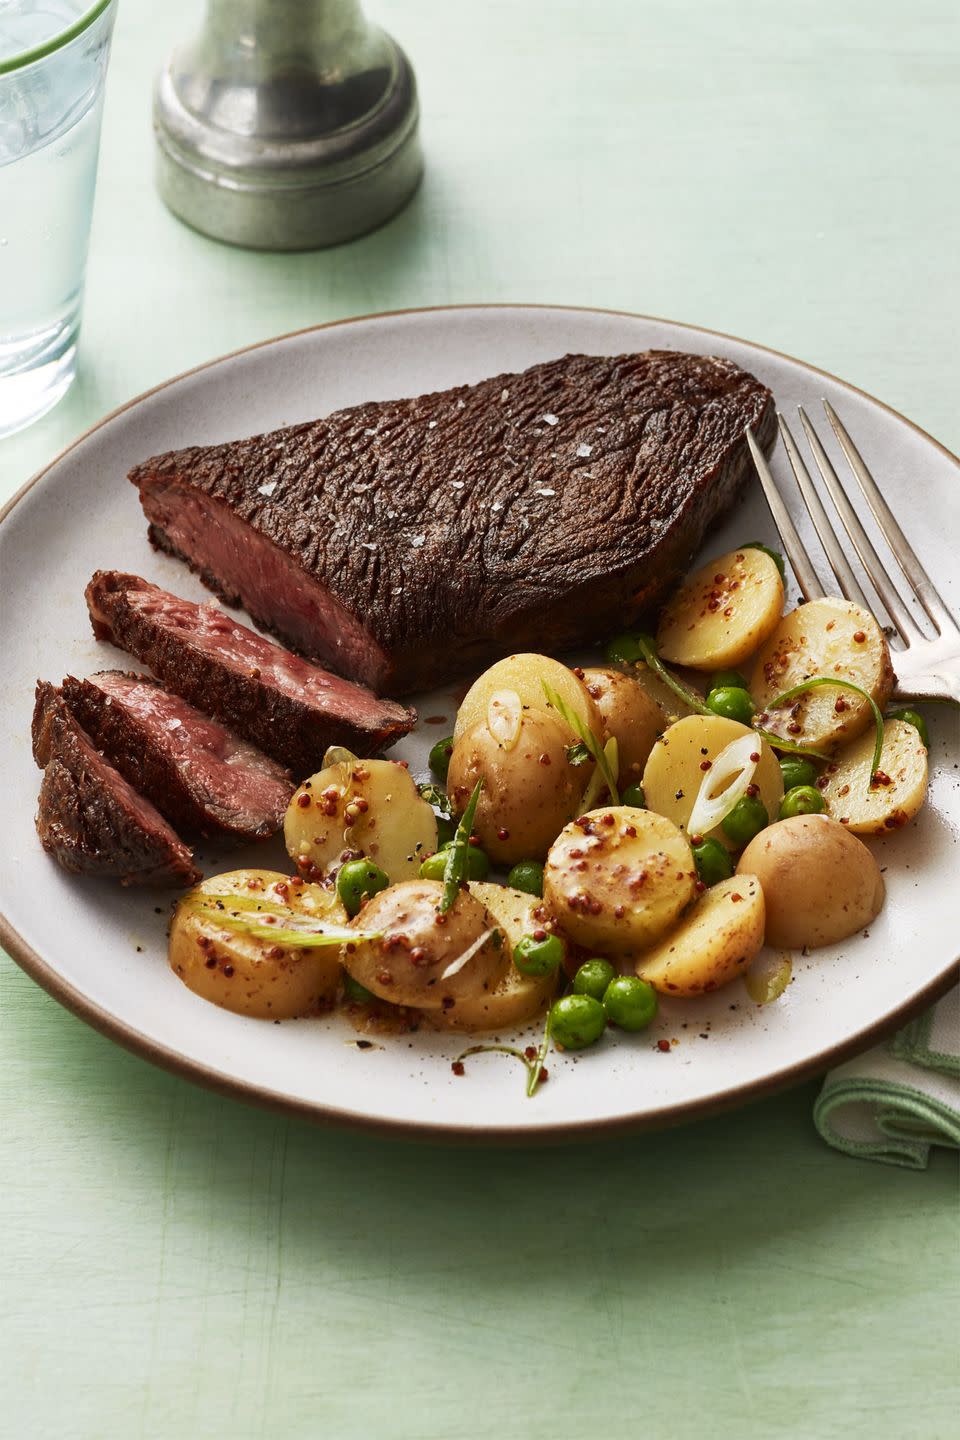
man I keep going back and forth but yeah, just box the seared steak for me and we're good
[32,683,200,887]
[130,350,776,694]
[84,572,415,776]
[61,672,294,840]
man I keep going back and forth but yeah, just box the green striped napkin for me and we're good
[814,987,960,1168]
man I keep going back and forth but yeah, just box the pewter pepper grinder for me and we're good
[154,0,422,250]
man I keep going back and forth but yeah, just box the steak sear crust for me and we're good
[32,682,200,888]
[130,350,776,694]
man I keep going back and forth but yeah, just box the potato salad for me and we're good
[168,542,931,1089]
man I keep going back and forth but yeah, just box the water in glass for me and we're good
[0,1,115,436]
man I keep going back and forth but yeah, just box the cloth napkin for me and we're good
[814,986,960,1168]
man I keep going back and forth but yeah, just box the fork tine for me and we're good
[776,413,872,612]
[746,427,825,602]
[797,408,925,645]
[823,399,959,636]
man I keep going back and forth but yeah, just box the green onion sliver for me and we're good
[542,682,619,803]
[441,778,483,913]
[752,727,831,761]
[183,896,377,947]
[632,636,711,716]
[765,676,885,785]
[745,953,793,1004]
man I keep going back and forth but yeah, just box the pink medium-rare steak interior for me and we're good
[84,572,414,775]
[62,672,294,840]
[141,483,389,692]
[129,350,777,695]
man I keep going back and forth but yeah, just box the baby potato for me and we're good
[819,718,928,834]
[169,869,344,1019]
[751,597,894,750]
[737,814,885,949]
[285,756,437,883]
[447,709,587,864]
[581,666,667,783]
[657,547,784,670]
[544,807,696,955]
[453,653,601,745]
[433,882,560,1030]
[342,879,509,1012]
[641,715,783,850]
[635,875,765,996]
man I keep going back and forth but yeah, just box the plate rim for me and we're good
[2,301,958,1142]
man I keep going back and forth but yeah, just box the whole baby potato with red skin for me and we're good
[737,814,885,949]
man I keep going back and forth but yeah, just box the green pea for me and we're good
[721,794,769,847]
[507,860,544,897]
[710,668,748,691]
[428,735,454,782]
[888,708,930,749]
[342,974,375,1003]
[419,842,490,882]
[573,958,616,1002]
[705,686,755,726]
[604,632,645,665]
[549,994,606,1051]
[692,836,733,887]
[779,784,825,820]
[621,782,646,809]
[513,932,565,977]
[743,541,786,580]
[602,976,659,1031]
[336,859,389,917]
[779,756,819,791]
[418,851,447,881]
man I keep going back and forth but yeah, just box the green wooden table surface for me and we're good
[2,3,957,1436]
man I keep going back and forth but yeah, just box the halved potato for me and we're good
[737,815,885,948]
[819,718,928,834]
[544,806,695,954]
[657,547,784,670]
[342,879,509,1011]
[169,869,344,1018]
[284,757,437,882]
[641,715,783,850]
[750,597,894,750]
[635,875,765,996]
[581,666,667,783]
[433,882,560,1030]
[453,653,601,745]
[447,709,587,864]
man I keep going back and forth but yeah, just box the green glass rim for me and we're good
[0,0,114,76]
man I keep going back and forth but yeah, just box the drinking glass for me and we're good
[0,0,117,438]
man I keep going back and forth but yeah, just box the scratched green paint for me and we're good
[1,2,957,1436]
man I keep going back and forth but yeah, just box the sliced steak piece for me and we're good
[60,671,294,840]
[130,349,776,695]
[32,682,200,888]
[84,572,415,776]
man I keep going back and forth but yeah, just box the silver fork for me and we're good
[746,401,960,705]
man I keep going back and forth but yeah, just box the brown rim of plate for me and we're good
[2,302,958,1144]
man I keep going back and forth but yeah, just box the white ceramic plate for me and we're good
[2,305,957,1140]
